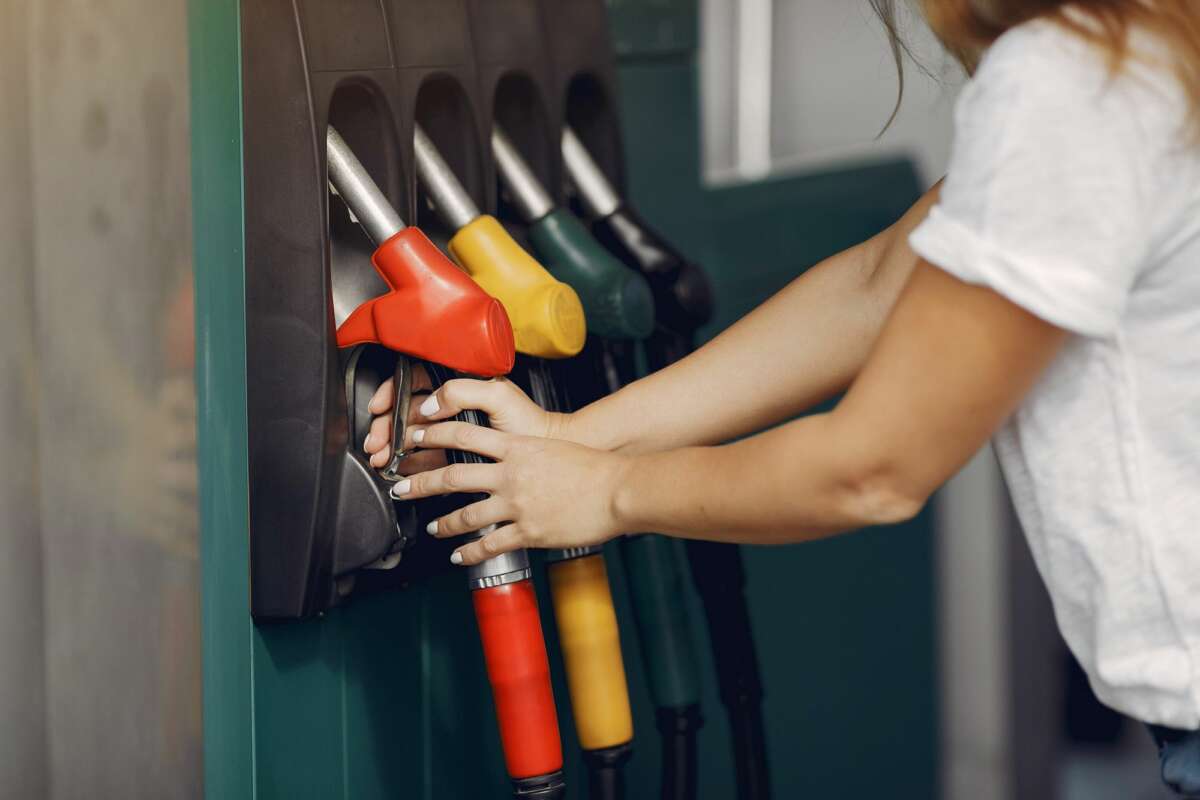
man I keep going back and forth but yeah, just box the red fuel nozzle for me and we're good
[335,227,515,376]
[473,579,564,782]
[326,125,515,376]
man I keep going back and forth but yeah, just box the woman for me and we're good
[364,1,1200,793]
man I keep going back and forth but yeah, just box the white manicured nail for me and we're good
[426,520,439,536]
[450,550,463,565]
[390,479,411,498]
[419,395,440,417]
[412,429,425,444]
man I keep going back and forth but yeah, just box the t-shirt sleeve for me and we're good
[909,22,1163,337]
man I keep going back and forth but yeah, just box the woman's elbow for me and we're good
[839,461,930,528]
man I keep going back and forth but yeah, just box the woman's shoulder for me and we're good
[974,14,1184,114]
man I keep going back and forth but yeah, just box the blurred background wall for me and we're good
[0,0,200,797]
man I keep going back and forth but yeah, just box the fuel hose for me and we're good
[563,126,771,800]
[492,123,643,800]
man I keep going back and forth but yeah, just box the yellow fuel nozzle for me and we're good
[547,551,635,751]
[413,125,586,358]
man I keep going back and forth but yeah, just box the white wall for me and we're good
[702,0,963,183]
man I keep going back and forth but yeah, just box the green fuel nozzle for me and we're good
[560,127,714,343]
[491,125,654,341]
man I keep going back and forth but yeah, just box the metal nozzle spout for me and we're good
[492,125,556,224]
[326,125,406,245]
[413,123,482,232]
[561,127,621,220]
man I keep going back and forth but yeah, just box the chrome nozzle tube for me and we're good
[491,125,556,224]
[561,127,621,219]
[326,125,406,244]
[413,123,482,232]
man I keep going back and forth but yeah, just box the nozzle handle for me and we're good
[413,123,481,232]
[377,354,413,483]
[326,125,406,245]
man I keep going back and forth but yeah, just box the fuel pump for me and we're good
[562,127,772,800]
[327,126,566,800]
[491,123,648,800]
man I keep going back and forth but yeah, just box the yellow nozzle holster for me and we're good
[548,554,635,751]
[448,215,586,359]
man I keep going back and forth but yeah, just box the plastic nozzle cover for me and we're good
[547,554,635,751]
[449,215,586,359]
[530,209,654,341]
[473,579,565,780]
[336,228,516,377]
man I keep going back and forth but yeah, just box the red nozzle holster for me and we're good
[473,580,564,780]
[336,227,516,377]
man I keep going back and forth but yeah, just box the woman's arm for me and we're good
[383,182,944,464]
[396,261,1066,565]
[563,182,943,454]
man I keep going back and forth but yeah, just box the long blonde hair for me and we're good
[872,0,1200,129]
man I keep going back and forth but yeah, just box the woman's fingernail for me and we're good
[390,479,411,498]
[419,395,440,417]
[426,520,438,536]
[450,551,464,565]
[412,429,425,444]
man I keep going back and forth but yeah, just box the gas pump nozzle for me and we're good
[561,127,713,341]
[492,125,653,341]
[413,124,586,359]
[327,126,515,379]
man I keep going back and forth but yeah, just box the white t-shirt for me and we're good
[910,18,1200,727]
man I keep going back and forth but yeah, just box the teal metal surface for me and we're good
[188,0,253,795]
[607,0,697,57]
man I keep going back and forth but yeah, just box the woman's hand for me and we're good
[363,368,567,475]
[392,421,630,565]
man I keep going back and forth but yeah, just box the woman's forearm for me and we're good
[563,183,942,455]
[608,411,911,544]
